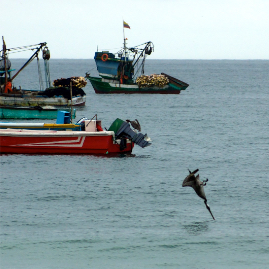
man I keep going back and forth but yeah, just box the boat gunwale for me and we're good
[87,76,185,94]
[0,95,86,107]
[87,76,187,90]
[0,129,116,137]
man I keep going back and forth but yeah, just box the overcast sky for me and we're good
[2,0,269,59]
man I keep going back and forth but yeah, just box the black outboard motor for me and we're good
[115,121,151,148]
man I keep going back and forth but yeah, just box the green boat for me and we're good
[0,106,76,119]
[86,35,189,94]
[86,72,189,94]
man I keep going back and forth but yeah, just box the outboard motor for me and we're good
[108,118,151,148]
[116,122,151,148]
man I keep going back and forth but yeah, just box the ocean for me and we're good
[1,59,269,269]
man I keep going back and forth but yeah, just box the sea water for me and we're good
[1,59,269,269]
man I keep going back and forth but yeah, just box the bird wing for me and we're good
[135,119,141,131]
[191,168,199,174]
[182,174,195,187]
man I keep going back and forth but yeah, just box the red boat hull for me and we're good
[0,130,133,155]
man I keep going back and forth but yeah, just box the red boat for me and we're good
[0,129,133,155]
[0,117,151,155]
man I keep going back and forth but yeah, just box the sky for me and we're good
[1,0,269,59]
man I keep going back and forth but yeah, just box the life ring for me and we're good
[101,54,108,62]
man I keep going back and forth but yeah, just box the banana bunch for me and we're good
[136,74,169,88]
[53,77,87,88]
[71,76,87,88]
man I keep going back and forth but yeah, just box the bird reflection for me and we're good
[183,221,209,235]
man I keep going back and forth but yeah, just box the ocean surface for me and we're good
[1,59,269,269]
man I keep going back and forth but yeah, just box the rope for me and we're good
[2,48,39,54]
[0,43,46,54]
[4,44,43,52]
[85,114,97,128]
[85,67,96,74]
[133,54,147,78]
[37,56,44,91]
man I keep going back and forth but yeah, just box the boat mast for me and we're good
[70,81,73,123]
[2,37,8,92]
[123,24,127,61]
[122,20,130,62]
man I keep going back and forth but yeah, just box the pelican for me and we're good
[182,169,215,220]
[126,119,141,132]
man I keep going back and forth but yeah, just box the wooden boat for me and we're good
[0,117,151,155]
[0,106,76,119]
[86,73,189,94]
[0,90,86,107]
[86,24,189,94]
[0,37,86,107]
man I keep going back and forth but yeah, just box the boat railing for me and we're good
[161,73,189,87]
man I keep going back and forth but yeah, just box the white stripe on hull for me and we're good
[15,136,86,147]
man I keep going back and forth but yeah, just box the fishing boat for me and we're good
[0,114,151,155]
[0,37,86,107]
[0,105,76,119]
[86,22,189,94]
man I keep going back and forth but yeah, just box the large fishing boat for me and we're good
[0,37,86,107]
[86,22,189,94]
[0,113,151,155]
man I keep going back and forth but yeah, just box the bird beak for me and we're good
[204,201,215,220]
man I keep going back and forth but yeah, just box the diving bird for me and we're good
[126,119,141,132]
[182,169,215,220]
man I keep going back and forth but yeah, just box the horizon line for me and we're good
[7,58,269,60]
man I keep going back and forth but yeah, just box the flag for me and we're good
[123,21,130,29]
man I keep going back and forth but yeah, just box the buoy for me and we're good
[101,54,108,62]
